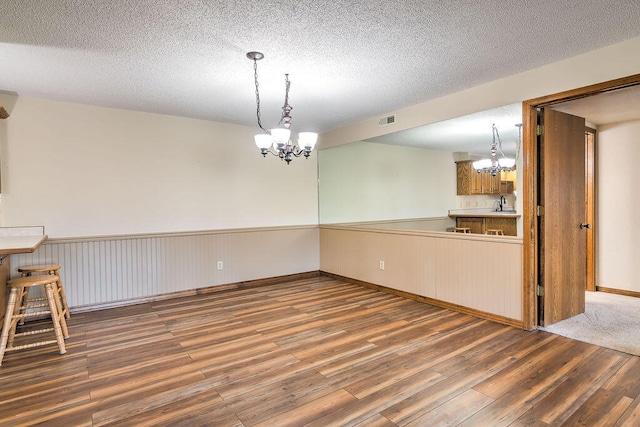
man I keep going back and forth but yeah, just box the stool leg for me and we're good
[52,285,69,339]
[7,288,26,348]
[51,272,70,320]
[0,288,20,366]
[45,284,66,355]
[17,287,31,326]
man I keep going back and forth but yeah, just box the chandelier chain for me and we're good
[278,74,292,128]
[252,58,269,133]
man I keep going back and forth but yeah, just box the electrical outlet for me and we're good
[217,261,223,270]
[379,261,385,270]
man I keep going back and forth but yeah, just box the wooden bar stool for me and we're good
[18,264,70,320]
[0,275,68,366]
[486,229,504,235]
[454,227,471,233]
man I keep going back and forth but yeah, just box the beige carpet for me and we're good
[540,291,640,356]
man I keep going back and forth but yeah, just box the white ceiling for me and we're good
[2,1,640,133]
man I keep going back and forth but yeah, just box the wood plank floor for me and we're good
[1,275,639,426]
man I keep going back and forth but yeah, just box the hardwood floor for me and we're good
[0,275,639,426]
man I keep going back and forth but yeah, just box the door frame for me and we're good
[522,73,640,330]
[585,127,596,292]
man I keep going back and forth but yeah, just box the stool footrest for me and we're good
[15,327,55,337]
[21,302,49,309]
[5,340,65,353]
[16,310,52,319]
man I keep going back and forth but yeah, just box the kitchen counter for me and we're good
[448,210,519,236]
[0,226,47,256]
[448,209,521,218]
[0,226,47,323]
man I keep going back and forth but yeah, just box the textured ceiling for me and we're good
[2,1,640,133]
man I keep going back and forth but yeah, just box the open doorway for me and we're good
[522,74,640,331]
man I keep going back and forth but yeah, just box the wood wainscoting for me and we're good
[320,225,523,327]
[8,225,319,310]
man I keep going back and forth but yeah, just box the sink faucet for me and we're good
[498,196,506,212]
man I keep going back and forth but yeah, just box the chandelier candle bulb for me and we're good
[298,132,318,150]
[255,134,272,150]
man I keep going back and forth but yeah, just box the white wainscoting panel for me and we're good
[10,226,319,308]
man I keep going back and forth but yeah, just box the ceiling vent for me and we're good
[378,114,396,127]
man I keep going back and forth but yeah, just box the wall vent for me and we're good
[378,114,396,127]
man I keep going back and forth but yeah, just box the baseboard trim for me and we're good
[596,286,640,299]
[70,271,321,314]
[320,271,523,329]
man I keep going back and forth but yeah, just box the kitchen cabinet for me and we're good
[499,180,514,194]
[481,171,501,194]
[456,161,502,195]
[485,217,517,236]
[456,217,484,234]
[453,216,518,236]
[456,161,472,195]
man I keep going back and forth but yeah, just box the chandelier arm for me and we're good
[493,125,508,159]
[252,58,270,133]
[259,148,282,158]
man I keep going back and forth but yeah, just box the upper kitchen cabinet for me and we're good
[456,160,472,195]
[456,160,510,195]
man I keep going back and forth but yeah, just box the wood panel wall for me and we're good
[9,226,319,309]
[320,226,522,323]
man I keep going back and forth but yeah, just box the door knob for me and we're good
[580,223,592,229]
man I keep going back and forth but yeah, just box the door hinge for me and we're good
[536,124,544,136]
[536,285,544,297]
[537,206,543,216]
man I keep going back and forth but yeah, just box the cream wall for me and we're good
[0,95,318,238]
[318,141,455,224]
[0,94,319,307]
[597,119,640,293]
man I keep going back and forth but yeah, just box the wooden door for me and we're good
[538,108,587,326]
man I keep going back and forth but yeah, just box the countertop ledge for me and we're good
[448,209,521,218]
[0,227,47,256]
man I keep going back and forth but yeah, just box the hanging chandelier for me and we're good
[247,52,317,165]
[473,123,517,176]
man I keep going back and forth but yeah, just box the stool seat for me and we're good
[454,227,471,233]
[8,275,62,287]
[485,229,504,235]
[18,264,62,274]
[0,275,68,366]
[18,264,70,320]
